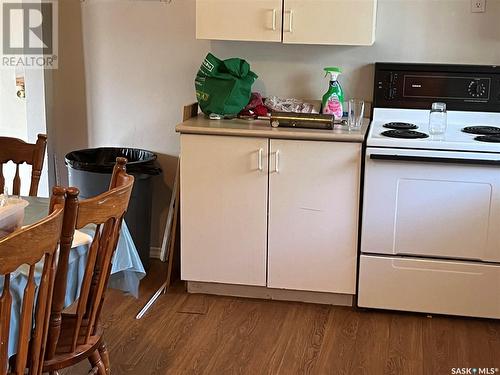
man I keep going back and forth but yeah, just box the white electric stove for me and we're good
[358,63,500,319]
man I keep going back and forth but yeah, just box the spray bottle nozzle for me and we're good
[324,67,342,81]
[324,67,342,73]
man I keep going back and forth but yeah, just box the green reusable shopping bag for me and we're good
[195,53,258,116]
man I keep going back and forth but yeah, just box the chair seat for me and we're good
[43,314,104,372]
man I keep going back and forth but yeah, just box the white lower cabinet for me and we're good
[181,134,361,295]
[267,139,361,294]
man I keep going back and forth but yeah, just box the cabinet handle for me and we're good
[285,10,294,33]
[275,150,280,173]
[258,148,263,171]
[272,9,277,31]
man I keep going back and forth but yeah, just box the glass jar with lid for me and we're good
[429,102,447,135]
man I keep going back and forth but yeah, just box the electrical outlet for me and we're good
[471,0,486,13]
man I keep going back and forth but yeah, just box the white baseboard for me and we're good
[150,246,161,259]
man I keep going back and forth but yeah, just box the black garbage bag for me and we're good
[65,147,162,175]
[65,147,162,271]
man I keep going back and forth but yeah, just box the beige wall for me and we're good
[46,0,88,187]
[211,0,500,101]
[81,0,209,247]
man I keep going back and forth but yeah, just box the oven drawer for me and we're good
[358,255,500,319]
[361,147,500,262]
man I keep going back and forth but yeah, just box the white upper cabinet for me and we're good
[283,0,377,46]
[196,0,377,45]
[196,0,283,42]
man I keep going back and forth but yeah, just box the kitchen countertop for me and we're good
[176,115,370,142]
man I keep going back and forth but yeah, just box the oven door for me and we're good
[361,147,500,262]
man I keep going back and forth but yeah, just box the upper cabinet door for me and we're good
[196,0,283,42]
[283,0,377,45]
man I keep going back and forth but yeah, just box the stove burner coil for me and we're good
[475,135,500,143]
[462,126,500,135]
[381,130,429,139]
[383,122,418,130]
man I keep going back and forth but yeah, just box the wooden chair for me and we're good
[0,187,66,375]
[0,134,47,196]
[43,158,134,375]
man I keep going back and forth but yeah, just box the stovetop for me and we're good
[368,108,500,153]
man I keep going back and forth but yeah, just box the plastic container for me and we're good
[65,148,162,270]
[0,198,29,238]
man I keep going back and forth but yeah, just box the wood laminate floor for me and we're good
[61,260,500,375]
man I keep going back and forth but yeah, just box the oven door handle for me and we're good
[370,153,500,166]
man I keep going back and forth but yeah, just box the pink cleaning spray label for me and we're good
[324,95,343,119]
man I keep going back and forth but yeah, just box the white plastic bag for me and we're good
[264,96,318,114]
[0,197,29,238]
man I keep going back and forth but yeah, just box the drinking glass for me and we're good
[347,99,365,131]
[429,102,447,135]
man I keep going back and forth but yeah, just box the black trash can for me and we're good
[65,147,162,271]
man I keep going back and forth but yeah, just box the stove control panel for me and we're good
[374,63,500,112]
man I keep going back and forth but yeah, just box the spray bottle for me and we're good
[322,67,344,119]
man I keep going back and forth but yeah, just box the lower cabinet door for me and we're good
[180,134,269,286]
[267,139,361,294]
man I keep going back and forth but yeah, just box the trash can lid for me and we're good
[65,147,161,175]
